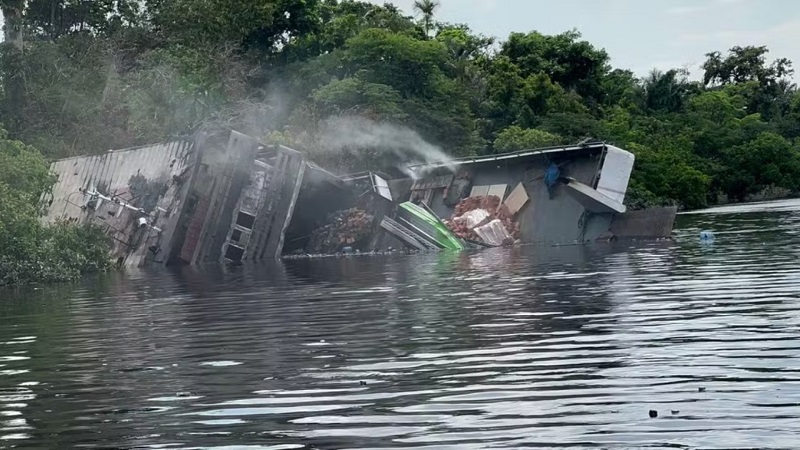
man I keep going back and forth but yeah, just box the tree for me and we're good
[703,45,793,86]
[147,0,320,51]
[721,132,800,199]
[0,127,111,285]
[436,24,493,81]
[702,45,795,119]
[413,0,440,38]
[25,0,143,39]
[641,69,694,113]
[601,68,643,109]
[500,29,610,101]
[283,0,417,60]
[1,0,24,50]
[310,77,407,120]
[1,0,25,129]
[342,28,448,99]
[493,126,561,152]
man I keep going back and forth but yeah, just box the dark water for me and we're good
[4,200,800,449]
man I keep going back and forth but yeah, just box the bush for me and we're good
[0,129,112,286]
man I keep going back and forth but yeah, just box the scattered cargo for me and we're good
[444,195,520,246]
[307,208,375,254]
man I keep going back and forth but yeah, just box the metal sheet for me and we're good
[597,146,635,204]
[564,179,626,214]
[373,173,393,201]
[487,184,508,200]
[470,185,490,197]
[411,175,453,191]
[503,182,529,215]
[610,206,677,238]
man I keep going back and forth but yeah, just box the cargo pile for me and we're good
[444,195,520,245]
[306,208,375,254]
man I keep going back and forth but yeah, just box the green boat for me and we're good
[397,202,466,251]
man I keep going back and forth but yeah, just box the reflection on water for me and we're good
[3,200,800,448]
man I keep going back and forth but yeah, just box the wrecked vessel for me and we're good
[43,131,676,267]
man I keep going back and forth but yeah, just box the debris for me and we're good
[474,219,514,246]
[306,208,375,254]
[671,410,680,415]
[503,182,530,215]
[444,195,520,245]
[397,202,466,251]
[649,410,658,418]
[698,387,706,392]
[459,209,491,229]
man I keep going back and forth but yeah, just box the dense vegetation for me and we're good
[2,1,800,224]
[0,127,111,285]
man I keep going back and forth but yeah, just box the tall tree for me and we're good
[1,0,25,131]
[702,45,795,119]
[413,0,439,38]
[25,0,143,39]
[642,68,693,113]
[703,45,792,86]
[1,0,24,50]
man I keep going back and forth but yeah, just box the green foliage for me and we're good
[493,126,561,152]
[703,46,794,119]
[501,30,610,102]
[412,0,439,37]
[720,132,800,200]
[147,0,320,51]
[311,77,407,120]
[642,69,694,113]
[26,0,142,38]
[0,129,111,286]
[628,143,711,210]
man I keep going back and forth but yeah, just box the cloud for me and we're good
[668,5,708,15]
[680,17,800,45]
[671,16,800,81]
[668,0,750,16]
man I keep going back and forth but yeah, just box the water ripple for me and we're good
[3,200,800,448]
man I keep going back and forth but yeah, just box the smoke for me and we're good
[317,116,456,178]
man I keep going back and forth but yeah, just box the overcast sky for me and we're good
[374,0,800,80]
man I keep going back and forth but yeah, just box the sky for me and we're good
[373,0,800,80]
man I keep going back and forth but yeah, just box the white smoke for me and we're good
[317,116,456,178]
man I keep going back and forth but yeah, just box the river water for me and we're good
[3,200,800,449]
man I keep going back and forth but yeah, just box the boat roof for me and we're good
[407,142,616,173]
